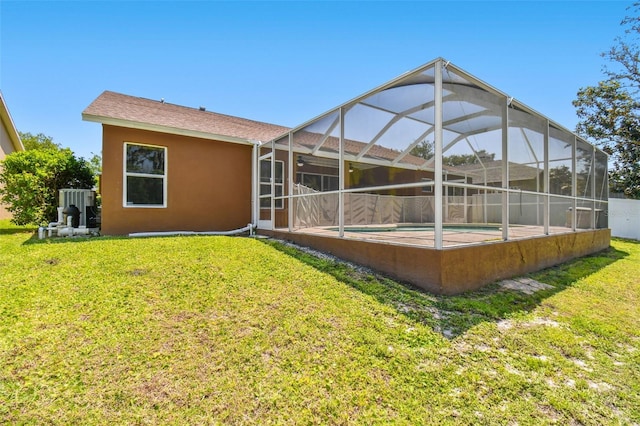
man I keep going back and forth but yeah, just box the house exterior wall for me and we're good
[0,119,16,219]
[101,125,253,235]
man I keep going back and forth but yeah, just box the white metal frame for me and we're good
[257,150,275,230]
[257,58,608,246]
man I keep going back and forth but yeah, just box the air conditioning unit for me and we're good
[59,189,97,227]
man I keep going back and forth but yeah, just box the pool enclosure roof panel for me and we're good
[267,58,606,173]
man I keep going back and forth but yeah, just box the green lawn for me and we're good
[1,220,638,424]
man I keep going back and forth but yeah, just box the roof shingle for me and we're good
[82,90,290,143]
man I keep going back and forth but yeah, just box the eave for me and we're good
[81,113,259,146]
[0,91,24,152]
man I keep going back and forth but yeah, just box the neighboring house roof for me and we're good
[0,90,24,152]
[290,130,430,168]
[82,90,290,145]
[452,160,542,185]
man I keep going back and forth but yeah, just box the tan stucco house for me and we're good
[0,91,25,219]
[82,91,289,235]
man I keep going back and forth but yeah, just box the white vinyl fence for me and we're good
[608,198,640,240]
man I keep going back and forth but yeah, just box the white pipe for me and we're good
[40,222,96,239]
[57,226,91,237]
[128,223,255,238]
[58,227,73,237]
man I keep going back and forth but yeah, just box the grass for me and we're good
[0,218,638,424]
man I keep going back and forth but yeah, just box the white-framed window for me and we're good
[123,142,167,207]
[260,159,284,209]
[296,172,339,192]
[421,178,434,193]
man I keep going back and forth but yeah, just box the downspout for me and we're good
[251,140,259,230]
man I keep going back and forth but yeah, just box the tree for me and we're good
[0,147,95,225]
[19,132,62,151]
[573,3,640,199]
[87,153,102,176]
[409,140,434,160]
[444,149,495,167]
[549,165,573,196]
[409,141,497,167]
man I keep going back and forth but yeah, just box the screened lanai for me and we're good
[257,58,608,250]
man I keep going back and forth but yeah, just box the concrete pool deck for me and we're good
[285,224,578,248]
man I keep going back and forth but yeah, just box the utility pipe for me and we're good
[58,226,91,237]
[129,223,255,238]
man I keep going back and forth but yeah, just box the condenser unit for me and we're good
[59,189,97,227]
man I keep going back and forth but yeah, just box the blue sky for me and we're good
[0,0,630,159]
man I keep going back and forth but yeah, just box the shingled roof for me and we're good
[82,91,290,144]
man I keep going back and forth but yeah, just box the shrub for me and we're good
[0,148,94,225]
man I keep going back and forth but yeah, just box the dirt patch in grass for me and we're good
[498,277,555,295]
